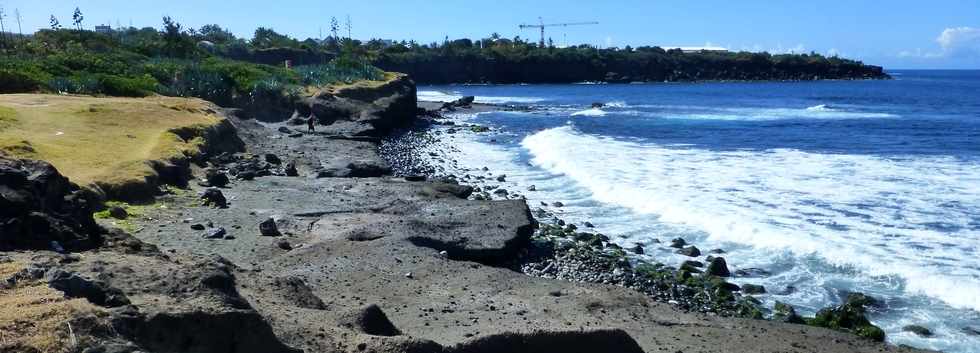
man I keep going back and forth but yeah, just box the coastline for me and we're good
[1,84,931,352]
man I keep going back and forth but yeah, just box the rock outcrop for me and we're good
[296,74,418,136]
[0,157,102,252]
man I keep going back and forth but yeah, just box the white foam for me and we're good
[522,126,980,312]
[474,96,546,104]
[417,90,546,104]
[571,107,607,117]
[418,90,462,103]
[805,104,836,112]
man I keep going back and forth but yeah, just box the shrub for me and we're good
[99,74,158,97]
[0,70,43,93]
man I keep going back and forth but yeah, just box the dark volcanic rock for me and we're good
[902,325,933,337]
[0,157,102,251]
[676,246,701,257]
[449,329,644,353]
[669,238,687,248]
[264,153,282,165]
[108,206,128,220]
[203,168,229,187]
[283,162,299,177]
[259,218,281,237]
[200,188,227,208]
[338,304,401,336]
[46,269,131,307]
[741,284,766,294]
[203,227,227,239]
[808,292,886,341]
[773,301,806,324]
[705,257,731,277]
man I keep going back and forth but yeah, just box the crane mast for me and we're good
[519,17,599,48]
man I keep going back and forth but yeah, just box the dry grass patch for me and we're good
[0,94,224,198]
[313,71,402,97]
[0,261,107,352]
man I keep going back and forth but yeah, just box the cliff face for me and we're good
[293,73,418,136]
[376,52,890,84]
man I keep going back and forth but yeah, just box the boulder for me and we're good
[705,257,731,277]
[203,168,229,188]
[200,188,227,208]
[902,325,933,337]
[108,206,128,220]
[202,227,227,239]
[676,246,701,257]
[773,301,806,324]
[669,238,687,248]
[264,153,282,165]
[338,304,401,336]
[631,244,644,255]
[808,292,886,341]
[0,157,102,251]
[46,269,130,307]
[259,218,280,237]
[277,126,292,134]
[741,284,766,294]
[284,162,299,177]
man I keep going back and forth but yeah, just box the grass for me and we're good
[0,261,106,352]
[92,201,152,233]
[0,94,223,199]
[313,71,403,97]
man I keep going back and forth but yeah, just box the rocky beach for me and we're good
[0,74,937,352]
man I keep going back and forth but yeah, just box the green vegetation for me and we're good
[371,36,889,83]
[0,19,383,106]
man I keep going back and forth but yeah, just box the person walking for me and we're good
[307,115,316,133]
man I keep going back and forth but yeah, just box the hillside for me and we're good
[373,41,889,83]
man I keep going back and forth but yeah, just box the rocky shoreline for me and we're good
[1,82,930,353]
[383,98,913,344]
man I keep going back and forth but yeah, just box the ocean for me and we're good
[416,70,980,352]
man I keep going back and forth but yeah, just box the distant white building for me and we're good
[95,25,112,34]
[665,46,729,54]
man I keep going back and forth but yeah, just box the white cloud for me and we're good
[898,27,980,59]
[936,27,980,57]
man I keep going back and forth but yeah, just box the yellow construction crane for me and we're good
[519,17,599,48]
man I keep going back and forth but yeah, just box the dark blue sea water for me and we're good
[419,70,980,352]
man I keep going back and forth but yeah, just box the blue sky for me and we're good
[3,0,979,69]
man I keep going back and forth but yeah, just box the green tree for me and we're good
[49,15,60,30]
[72,7,83,30]
[251,27,298,49]
[161,16,195,57]
[198,24,236,45]
[330,17,339,39]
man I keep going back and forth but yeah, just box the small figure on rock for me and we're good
[307,115,317,133]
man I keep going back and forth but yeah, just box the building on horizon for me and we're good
[95,25,113,34]
[664,46,729,54]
